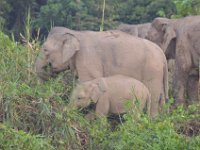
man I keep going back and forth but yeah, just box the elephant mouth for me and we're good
[52,68,65,73]
[79,102,96,114]
[52,66,70,73]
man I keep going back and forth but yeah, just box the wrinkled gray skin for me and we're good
[146,16,200,104]
[70,75,151,119]
[35,27,168,117]
[117,23,151,38]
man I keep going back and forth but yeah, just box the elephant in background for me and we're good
[116,23,151,38]
[35,27,168,117]
[117,22,175,73]
[70,75,151,119]
[146,16,200,105]
[117,22,175,72]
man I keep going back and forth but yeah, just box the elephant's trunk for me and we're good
[35,52,55,81]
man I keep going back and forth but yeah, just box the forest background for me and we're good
[0,0,200,39]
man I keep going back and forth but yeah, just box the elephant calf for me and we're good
[70,75,151,119]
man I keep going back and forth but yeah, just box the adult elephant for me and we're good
[35,27,168,117]
[117,23,151,38]
[146,16,200,105]
[117,22,175,72]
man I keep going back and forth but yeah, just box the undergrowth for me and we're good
[0,123,53,150]
[0,30,199,149]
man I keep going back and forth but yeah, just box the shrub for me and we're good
[97,104,200,150]
[0,123,53,150]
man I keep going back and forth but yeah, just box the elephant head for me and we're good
[146,17,176,59]
[35,27,80,80]
[117,23,138,37]
[71,79,107,109]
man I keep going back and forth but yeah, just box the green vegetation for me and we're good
[2,0,200,38]
[173,0,200,18]
[103,105,200,150]
[0,30,199,149]
[0,124,53,150]
[0,0,200,40]
[1,0,199,38]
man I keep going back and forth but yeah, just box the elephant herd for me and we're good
[35,15,200,119]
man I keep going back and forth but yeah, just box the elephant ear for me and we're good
[152,18,176,54]
[162,24,176,55]
[62,33,80,64]
[97,78,107,93]
[91,79,107,103]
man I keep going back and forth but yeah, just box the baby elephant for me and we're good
[70,75,151,118]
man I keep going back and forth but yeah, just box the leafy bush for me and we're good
[0,30,84,149]
[99,105,200,150]
[0,124,53,150]
[173,0,200,18]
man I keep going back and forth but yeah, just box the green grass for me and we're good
[0,30,199,150]
[0,123,53,150]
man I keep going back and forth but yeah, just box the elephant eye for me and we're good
[43,48,48,53]
[77,96,82,100]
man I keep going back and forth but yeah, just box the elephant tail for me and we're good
[163,60,169,103]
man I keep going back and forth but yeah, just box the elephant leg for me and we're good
[173,58,191,105]
[146,77,164,118]
[172,39,193,106]
[95,94,110,117]
[172,62,191,106]
[172,72,188,105]
[187,75,199,104]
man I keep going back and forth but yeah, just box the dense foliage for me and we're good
[1,0,199,39]
[2,0,200,38]
[116,0,176,24]
[173,0,200,17]
[0,124,53,150]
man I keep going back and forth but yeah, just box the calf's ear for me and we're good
[90,79,107,103]
[97,78,107,92]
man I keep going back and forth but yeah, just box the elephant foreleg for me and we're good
[95,94,110,117]
[173,40,193,106]
[173,59,191,105]
[187,74,199,104]
[146,77,164,118]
